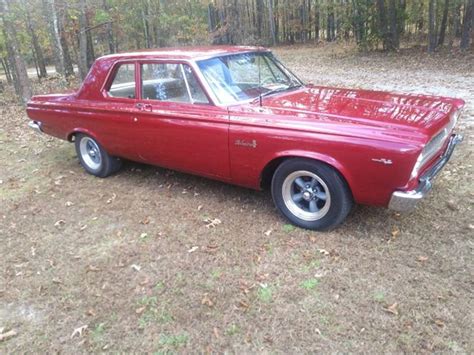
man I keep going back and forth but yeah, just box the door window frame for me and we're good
[137,60,214,106]
[101,60,139,102]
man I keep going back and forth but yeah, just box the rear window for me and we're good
[108,63,136,99]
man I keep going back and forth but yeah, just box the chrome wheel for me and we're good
[282,170,331,222]
[79,137,102,170]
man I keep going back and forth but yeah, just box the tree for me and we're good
[0,0,32,103]
[78,0,88,79]
[25,6,47,78]
[437,0,449,47]
[460,0,474,50]
[428,0,437,52]
[42,0,65,75]
[268,0,276,45]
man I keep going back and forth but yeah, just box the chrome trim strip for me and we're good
[388,134,463,212]
[28,120,43,133]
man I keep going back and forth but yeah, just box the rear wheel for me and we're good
[75,134,122,177]
[271,158,353,231]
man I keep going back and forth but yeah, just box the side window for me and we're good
[108,63,136,99]
[182,65,209,104]
[140,63,209,104]
[141,63,190,103]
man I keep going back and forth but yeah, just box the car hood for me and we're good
[249,85,464,138]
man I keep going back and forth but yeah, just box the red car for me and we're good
[26,46,464,230]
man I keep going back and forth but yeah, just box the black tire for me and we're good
[271,158,353,231]
[74,133,122,178]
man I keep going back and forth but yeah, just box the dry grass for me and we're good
[1,44,473,353]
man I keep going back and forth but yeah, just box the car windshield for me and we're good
[197,52,302,105]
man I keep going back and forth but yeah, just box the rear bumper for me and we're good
[28,120,43,133]
[388,134,463,212]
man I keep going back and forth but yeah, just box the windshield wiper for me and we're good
[260,84,302,99]
[255,83,302,106]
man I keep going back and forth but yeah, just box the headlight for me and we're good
[410,109,460,179]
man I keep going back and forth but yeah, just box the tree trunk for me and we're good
[78,0,88,79]
[1,57,13,84]
[460,0,474,50]
[388,0,399,50]
[86,21,95,68]
[102,0,115,53]
[256,0,264,38]
[314,0,320,41]
[438,0,449,47]
[26,10,47,78]
[58,2,74,77]
[42,0,65,76]
[0,0,32,104]
[376,0,389,50]
[428,0,437,52]
[141,1,151,48]
[268,0,276,45]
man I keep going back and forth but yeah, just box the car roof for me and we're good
[99,45,270,62]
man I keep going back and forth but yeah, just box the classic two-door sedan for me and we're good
[26,46,464,230]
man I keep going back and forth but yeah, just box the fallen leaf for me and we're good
[434,319,445,327]
[131,264,141,271]
[264,229,272,236]
[188,246,199,253]
[417,256,429,262]
[54,220,65,227]
[80,225,87,231]
[87,265,100,272]
[391,228,400,238]
[65,201,74,207]
[0,329,17,342]
[86,309,96,317]
[213,327,219,338]
[201,293,214,307]
[446,201,458,211]
[135,306,146,314]
[318,249,330,256]
[71,325,88,338]
[197,205,203,211]
[384,303,399,316]
[106,193,116,204]
[205,244,219,252]
[204,218,221,228]
[140,216,150,225]
[238,300,250,309]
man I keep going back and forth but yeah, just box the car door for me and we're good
[132,61,230,180]
[86,61,142,161]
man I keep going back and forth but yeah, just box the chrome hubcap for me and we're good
[282,170,331,221]
[79,137,102,170]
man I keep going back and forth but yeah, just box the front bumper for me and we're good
[388,133,463,212]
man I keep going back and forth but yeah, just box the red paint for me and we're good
[26,46,465,207]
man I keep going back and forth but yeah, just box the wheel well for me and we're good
[260,157,288,190]
[260,156,352,196]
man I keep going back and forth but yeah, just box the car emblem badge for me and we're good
[371,158,393,165]
[235,139,257,148]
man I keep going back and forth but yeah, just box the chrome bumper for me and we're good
[28,120,43,133]
[388,134,463,212]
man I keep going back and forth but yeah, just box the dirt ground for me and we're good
[1,44,473,353]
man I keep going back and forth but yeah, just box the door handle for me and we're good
[135,103,152,112]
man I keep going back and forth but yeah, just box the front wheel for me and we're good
[75,134,122,177]
[271,159,353,231]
